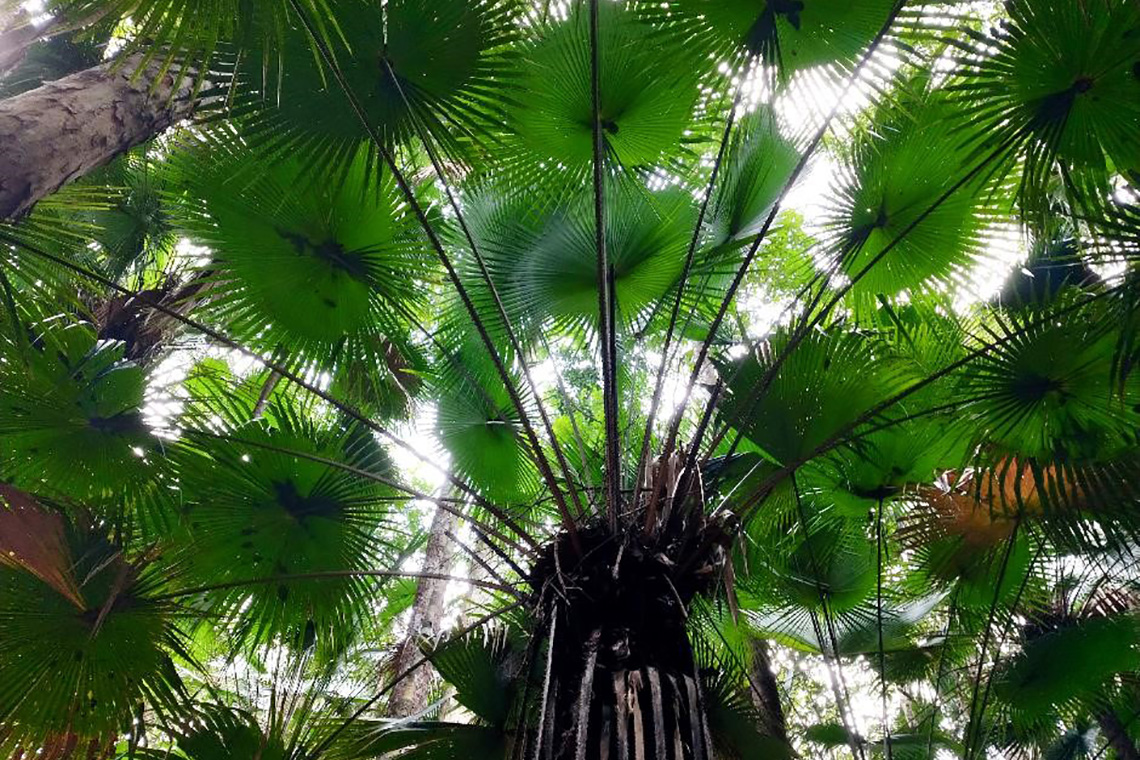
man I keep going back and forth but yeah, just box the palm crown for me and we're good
[1,0,1139,758]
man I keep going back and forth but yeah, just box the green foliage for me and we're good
[0,493,188,751]
[0,310,158,503]
[171,401,398,658]
[2,0,1140,757]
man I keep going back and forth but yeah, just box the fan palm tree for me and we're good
[1,0,1140,758]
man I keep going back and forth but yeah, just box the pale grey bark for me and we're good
[0,15,51,78]
[749,638,789,744]
[0,53,199,220]
[385,499,461,717]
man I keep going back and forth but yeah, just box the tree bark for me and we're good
[1099,709,1140,760]
[0,15,53,78]
[0,53,199,220]
[748,638,789,743]
[385,499,460,717]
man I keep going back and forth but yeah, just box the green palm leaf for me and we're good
[0,308,158,504]
[0,490,189,752]
[171,399,398,657]
[508,1,701,176]
[174,136,433,360]
[951,0,1140,215]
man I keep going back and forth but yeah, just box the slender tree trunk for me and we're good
[385,498,460,717]
[748,638,789,743]
[1099,710,1140,760]
[0,15,51,78]
[0,53,201,220]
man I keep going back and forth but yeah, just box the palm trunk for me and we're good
[531,526,722,760]
[385,498,460,717]
[1098,710,1140,760]
[0,53,201,220]
[544,645,713,760]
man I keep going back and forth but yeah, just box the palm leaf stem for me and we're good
[152,569,519,602]
[381,57,587,520]
[694,239,848,462]
[635,59,750,533]
[876,497,893,760]
[791,472,866,760]
[538,329,595,497]
[653,0,909,509]
[443,529,518,599]
[469,526,534,583]
[700,239,859,464]
[971,538,1048,758]
[588,0,622,531]
[282,0,581,545]
[961,520,1022,759]
[921,586,961,760]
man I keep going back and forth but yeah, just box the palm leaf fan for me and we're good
[39,0,339,84]
[907,512,1038,611]
[956,300,1140,462]
[716,327,905,467]
[755,517,878,615]
[995,217,1098,308]
[160,705,285,760]
[516,182,699,336]
[423,626,517,726]
[434,335,541,506]
[326,721,505,760]
[950,0,1140,215]
[808,421,971,519]
[172,135,433,362]
[694,646,795,759]
[992,615,1140,733]
[235,0,521,172]
[704,106,801,250]
[327,334,427,421]
[823,78,1001,301]
[170,400,399,658]
[444,180,550,343]
[460,177,705,344]
[81,151,180,284]
[0,488,189,754]
[142,693,339,760]
[322,631,518,758]
[507,0,702,179]
[637,0,899,75]
[0,307,159,504]
[0,182,117,306]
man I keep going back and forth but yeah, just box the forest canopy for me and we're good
[0,0,1139,758]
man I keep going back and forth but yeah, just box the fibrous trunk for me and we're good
[0,53,201,219]
[528,520,731,760]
